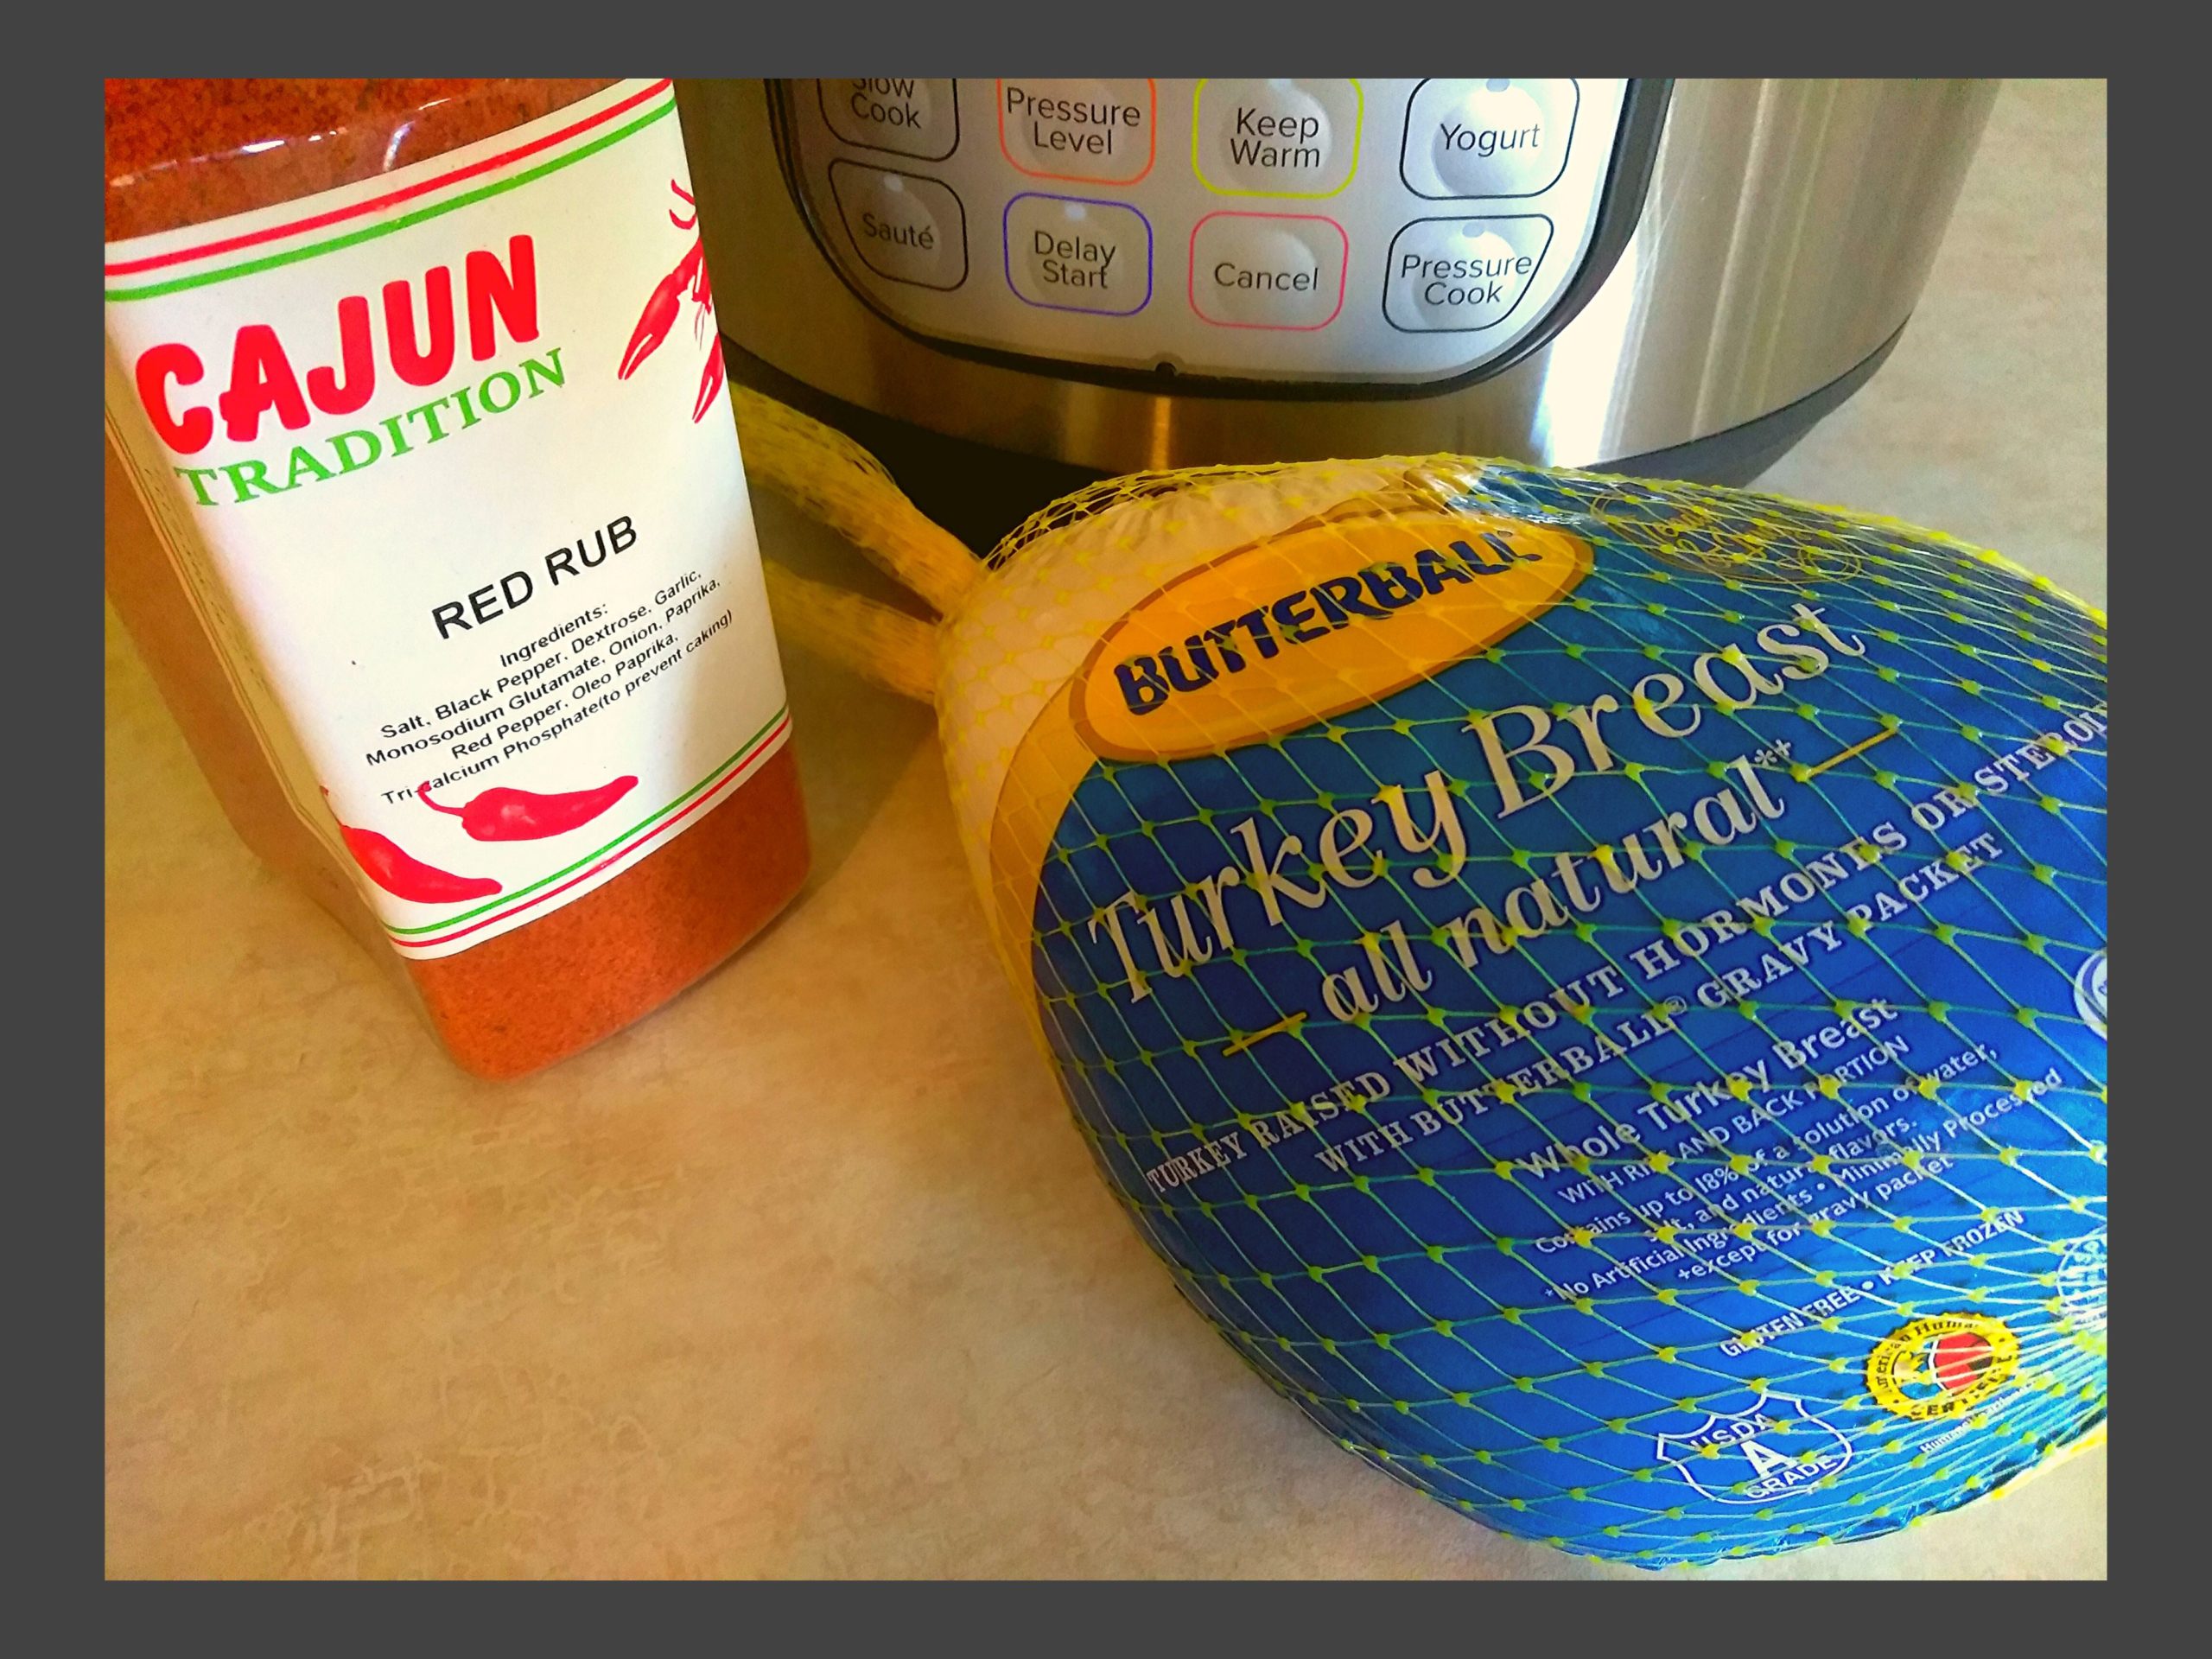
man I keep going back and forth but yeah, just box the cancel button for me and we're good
[1190,213,1347,329]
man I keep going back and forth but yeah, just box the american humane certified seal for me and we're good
[1867,1313,2021,1421]
[2074,949,2107,1039]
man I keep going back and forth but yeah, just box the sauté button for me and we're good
[1382,216,1553,332]
[1189,212,1347,329]
[999,79,1156,183]
[830,162,968,290]
[1193,79,1362,198]
[1005,194,1152,315]
[1402,79,1579,199]
[819,78,960,162]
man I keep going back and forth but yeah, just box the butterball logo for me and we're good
[2074,949,2107,1039]
[1111,536,1536,717]
[1071,510,1594,764]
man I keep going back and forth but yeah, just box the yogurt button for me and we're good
[1005,194,1152,315]
[999,79,1156,183]
[1194,79,1362,197]
[1402,79,1578,199]
[819,78,959,162]
[829,162,967,290]
[1190,213,1347,329]
[1383,216,1553,333]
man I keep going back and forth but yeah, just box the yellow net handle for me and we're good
[757,561,940,704]
[733,386,979,621]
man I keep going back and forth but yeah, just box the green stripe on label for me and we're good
[106,97,677,302]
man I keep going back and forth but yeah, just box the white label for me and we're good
[104,79,791,960]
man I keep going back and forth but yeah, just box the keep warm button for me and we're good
[1194,79,1362,197]
[1383,215,1553,334]
[1006,194,1153,315]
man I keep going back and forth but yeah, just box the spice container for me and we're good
[105,79,810,1078]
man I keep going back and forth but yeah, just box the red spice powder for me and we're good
[105,79,810,1078]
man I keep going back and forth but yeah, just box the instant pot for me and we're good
[678,79,1997,546]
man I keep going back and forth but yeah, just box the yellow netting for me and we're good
[734,385,979,619]
[732,391,2107,1569]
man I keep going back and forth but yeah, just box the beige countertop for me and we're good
[105,80,2106,1580]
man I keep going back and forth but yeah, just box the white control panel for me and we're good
[779,78,1630,386]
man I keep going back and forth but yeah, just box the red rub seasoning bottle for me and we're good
[105,80,810,1078]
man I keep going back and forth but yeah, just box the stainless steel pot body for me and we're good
[680,79,1996,476]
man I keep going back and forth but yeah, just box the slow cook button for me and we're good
[1193,79,1363,197]
[999,79,1157,183]
[1402,79,1578,199]
[1383,216,1554,333]
[1189,213,1347,329]
[828,162,968,290]
[818,78,960,162]
[1006,194,1152,314]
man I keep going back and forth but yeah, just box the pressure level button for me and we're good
[999,79,1157,184]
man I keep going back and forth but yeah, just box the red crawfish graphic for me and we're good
[617,180,724,423]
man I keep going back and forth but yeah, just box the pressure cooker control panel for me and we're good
[776,79,1631,387]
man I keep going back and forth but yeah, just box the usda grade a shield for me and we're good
[934,456,2107,1567]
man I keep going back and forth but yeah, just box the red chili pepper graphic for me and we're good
[617,179,721,412]
[417,774,639,841]
[694,337,726,424]
[322,790,501,904]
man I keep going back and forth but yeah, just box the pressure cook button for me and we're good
[829,162,968,290]
[1193,79,1363,197]
[818,78,960,162]
[1005,194,1152,315]
[999,79,1157,184]
[1383,216,1554,333]
[1402,79,1578,200]
[1189,212,1347,329]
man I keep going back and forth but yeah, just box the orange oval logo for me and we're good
[1071,509,1594,761]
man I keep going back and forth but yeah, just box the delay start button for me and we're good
[1005,193,1152,315]
[818,78,959,162]
[829,161,968,290]
[1402,79,1579,200]
[1193,79,1362,198]
[1189,212,1347,329]
[1383,216,1553,333]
